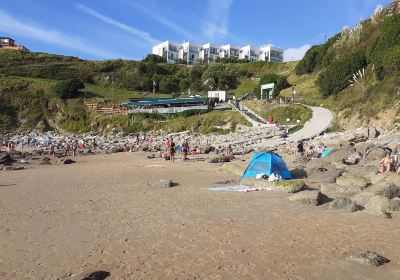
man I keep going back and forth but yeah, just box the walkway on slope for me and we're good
[253,105,335,149]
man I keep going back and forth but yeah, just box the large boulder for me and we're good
[351,192,375,207]
[288,190,322,206]
[291,168,307,179]
[366,147,387,161]
[385,174,400,187]
[387,197,400,212]
[274,180,305,193]
[0,153,15,165]
[369,173,388,185]
[321,183,363,195]
[369,181,400,199]
[329,198,358,212]
[336,175,368,189]
[365,195,390,212]
[307,165,343,183]
[327,147,356,163]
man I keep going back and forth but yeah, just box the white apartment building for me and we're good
[259,44,284,62]
[239,45,259,61]
[178,42,201,64]
[152,41,284,63]
[152,40,180,63]
[199,43,220,63]
[219,44,240,59]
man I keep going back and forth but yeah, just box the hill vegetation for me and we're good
[1,1,400,133]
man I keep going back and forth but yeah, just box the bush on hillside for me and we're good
[316,51,367,96]
[142,54,167,63]
[368,15,400,79]
[201,64,238,90]
[54,79,84,99]
[295,33,341,75]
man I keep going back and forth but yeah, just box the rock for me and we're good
[290,168,307,179]
[288,190,322,206]
[349,135,368,144]
[56,159,76,165]
[321,183,363,195]
[275,180,305,193]
[387,197,400,212]
[385,173,400,187]
[369,181,400,199]
[369,173,388,185]
[366,147,387,161]
[0,153,15,165]
[351,192,375,207]
[344,165,375,177]
[366,210,392,219]
[329,198,358,212]
[348,251,390,266]
[327,147,356,163]
[368,127,379,139]
[336,176,368,189]
[305,158,330,170]
[307,166,343,183]
[208,155,235,163]
[149,179,174,188]
[81,270,111,280]
[365,195,390,212]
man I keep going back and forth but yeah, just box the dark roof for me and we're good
[124,97,208,107]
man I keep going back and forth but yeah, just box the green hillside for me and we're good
[1,1,399,133]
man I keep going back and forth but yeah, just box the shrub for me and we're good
[316,51,367,96]
[142,54,166,63]
[369,16,400,79]
[54,79,84,99]
[295,33,341,75]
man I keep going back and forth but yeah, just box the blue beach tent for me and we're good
[241,152,292,180]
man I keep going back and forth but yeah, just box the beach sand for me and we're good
[1,152,400,279]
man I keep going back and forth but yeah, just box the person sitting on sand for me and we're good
[305,146,314,161]
[380,154,393,173]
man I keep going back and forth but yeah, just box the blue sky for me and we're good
[0,0,392,61]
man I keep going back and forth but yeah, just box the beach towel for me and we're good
[207,185,273,192]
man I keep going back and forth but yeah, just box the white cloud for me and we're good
[130,2,193,41]
[76,4,158,45]
[284,44,311,62]
[0,9,123,59]
[202,0,233,42]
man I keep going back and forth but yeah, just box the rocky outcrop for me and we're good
[288,190,322,206]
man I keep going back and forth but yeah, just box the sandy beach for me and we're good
[1,152,400,280]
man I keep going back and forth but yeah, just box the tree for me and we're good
[54,79,84,99]
[179,78,192,91]
[142,54,166,63]
[316,51,367,96]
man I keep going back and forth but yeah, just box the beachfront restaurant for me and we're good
[123,97,209,114]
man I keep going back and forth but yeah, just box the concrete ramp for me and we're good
[254,105,334,149]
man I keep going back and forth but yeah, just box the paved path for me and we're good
[253,105,335,149]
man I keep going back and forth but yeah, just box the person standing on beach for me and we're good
[50,143,55,158]
[170,138,176,162]
[72,140,78,157]
[182,139,189,161]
